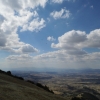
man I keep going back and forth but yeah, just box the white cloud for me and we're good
[4,29,100,69]
[0,44,39,54]
[32,51,100,69]
[51,30,87,49]
[51,0,64,4]
[50,8,71,19]
[6,54,33,61]
[0,0,48,54]
[0,0,48,12]
[4,27,100,69]
[21,18,46,32]
[86,29,100,48]
[20,44,39,53]
[47,36,56,41]
[0,0,100,70]
[51,29,100,49]
[5,49,100,69]
[6,54,34,69]
[51,0,75,4]
[28,18,45,32]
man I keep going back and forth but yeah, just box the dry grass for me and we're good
[0,73,67,100]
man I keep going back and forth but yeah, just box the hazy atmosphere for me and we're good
[0,0,100,71]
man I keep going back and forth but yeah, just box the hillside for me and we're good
[0,71,66,100]
[0,70,100,100]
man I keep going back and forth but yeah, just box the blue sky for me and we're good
[0,0,100,71]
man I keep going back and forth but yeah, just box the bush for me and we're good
[36,83,44,88]
[27,80,35,84]
[0,69,6,73]
[7,71,12,75]
[14,75,24,80]
[36,83,54,94]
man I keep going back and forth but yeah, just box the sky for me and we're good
[0,0,100,71]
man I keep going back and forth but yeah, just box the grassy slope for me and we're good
[0,73,67,100]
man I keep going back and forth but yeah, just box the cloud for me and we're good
[3,29,99,54]
[51,30,87,49]
[47,36,56,41]
[5,29,100,69]
[51,0,64,4]
[6,54,33,61]
[33,49,87,63]
[5,28,100,69]
[0,0,48,12]
[21,18,46,32]
[0,0,48,54]
[5,49,100,69]
[20,44,39,53]
[50,8,71,19]
[1,8,45,33]
[86,29,100,48]
[0,44,39,54]
[0,0,100,70]
[51,29,100,49]
[51,0,76,4]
